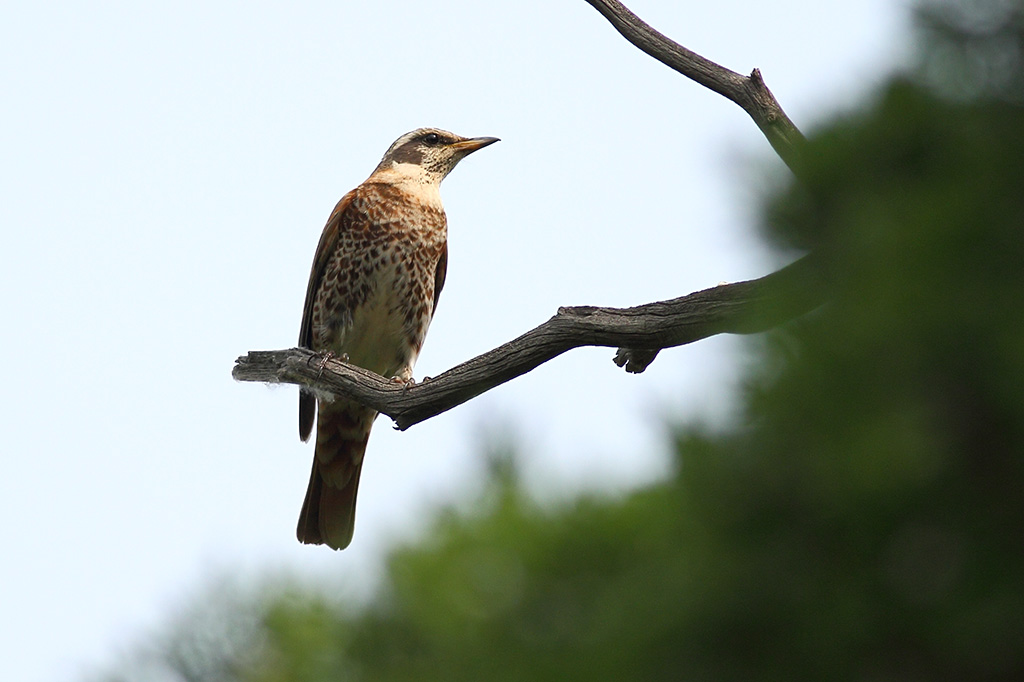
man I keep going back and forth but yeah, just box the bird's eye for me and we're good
[422,132,442,145]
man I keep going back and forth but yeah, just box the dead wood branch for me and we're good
[583,0,805,172]
[582,0,810,365]
[233,255,825,430]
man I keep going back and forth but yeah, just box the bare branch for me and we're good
[234,255,825,430]
[583,0,805,172]
[582,0,810,366]
[235,1,822,430]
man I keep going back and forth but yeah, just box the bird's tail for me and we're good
[297,400,376,550]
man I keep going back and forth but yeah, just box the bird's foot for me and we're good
[390,374,416,390]
[310,351,348,384]
[305,349,330,367]
[304,349,333,371]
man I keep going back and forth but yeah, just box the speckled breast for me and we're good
[311,182,447,379]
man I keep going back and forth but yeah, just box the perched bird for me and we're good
[296,128,499,549]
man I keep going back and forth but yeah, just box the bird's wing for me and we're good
[298,189,357,442]
[432,241,447,315]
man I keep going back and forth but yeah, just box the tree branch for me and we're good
[582,0,805,172]
[233,255,825,430]
[235,1,821,429]
[581,0,810,366]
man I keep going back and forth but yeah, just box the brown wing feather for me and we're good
[432,242,447,314]
[298,190,356,442]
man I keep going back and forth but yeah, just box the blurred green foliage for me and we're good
[94,2,1024,680]
[914,0,1024,102]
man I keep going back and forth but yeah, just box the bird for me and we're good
[296,128,499,550]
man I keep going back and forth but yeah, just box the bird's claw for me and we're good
[309,351,349,384]
[390,375,416,390]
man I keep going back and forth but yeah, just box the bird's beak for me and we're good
[451,136,500,154]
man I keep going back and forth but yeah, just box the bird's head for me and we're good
[373,128,499,185]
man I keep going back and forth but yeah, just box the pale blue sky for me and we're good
[0,1,908,680]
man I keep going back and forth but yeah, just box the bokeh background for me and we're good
[6,1,1022,680]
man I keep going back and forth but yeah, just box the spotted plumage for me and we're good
[296,128,498,550]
